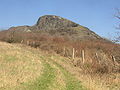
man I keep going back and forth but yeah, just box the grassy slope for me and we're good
[0,42,85,90]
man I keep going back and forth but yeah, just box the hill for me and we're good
[0,15,119,74]
[0,42,86,90]
[0,15,120,90]
[0,42,119,90]
[5,15,102,41]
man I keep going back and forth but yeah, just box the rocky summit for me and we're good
[36,15,79,30]
[7,15,102,40]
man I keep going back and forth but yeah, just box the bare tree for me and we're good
[114,9,120,42]
[115,9,120,28]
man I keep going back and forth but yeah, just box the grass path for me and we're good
[0,42,86,90]
[18,53,86,90]
[22,62,56,90]
[39,56,86,90]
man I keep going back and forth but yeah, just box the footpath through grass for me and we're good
[0,42,86,90]
[22,62,56,90]
[40,56,86,90]
[19,52,86,90]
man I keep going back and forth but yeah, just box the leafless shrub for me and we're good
[0,30,120,74]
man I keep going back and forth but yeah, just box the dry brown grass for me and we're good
[0,42,43,89]
[0,41,119,90]
[45,53,120,90]
[1,31,119,75]
[0,31,120,89]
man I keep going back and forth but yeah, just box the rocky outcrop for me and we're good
[36,15,79,30]
[7,15,102,40]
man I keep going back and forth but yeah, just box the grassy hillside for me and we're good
[0,15,119,90]
[0,42,87,90]
[0,42,119,90]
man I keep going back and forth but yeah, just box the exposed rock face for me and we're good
[36,15,79,30]
[8,26,30,32]
[7,15,102,40]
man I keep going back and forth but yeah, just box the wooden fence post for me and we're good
[33,41,35,46]
[95,53,100,64]
[112,55,116,65]
[112,56,115,62]
[27,41,29,45]
[21,40,23,43]
[72,48,75,60]
[82,50,85,64]
[63,47,66,56]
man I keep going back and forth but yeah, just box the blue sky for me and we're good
[0,0,120,38]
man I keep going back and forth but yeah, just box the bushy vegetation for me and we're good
[0,30,120,74]
[0,42,87,90]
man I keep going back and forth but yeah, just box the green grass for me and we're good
[19,62,56,90]
[0,42,86,90]
[40,56,86,90]
[4,55,18,62]
[54,62,85,90]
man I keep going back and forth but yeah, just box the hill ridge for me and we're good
[6,15,102,40]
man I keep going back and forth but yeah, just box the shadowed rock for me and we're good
[6,15,102,40]
[36,15,79,30]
